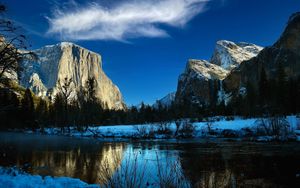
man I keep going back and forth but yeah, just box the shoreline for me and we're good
[3,115,299,142]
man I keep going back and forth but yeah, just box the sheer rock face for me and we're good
[223,12,300,94]
[20,42,125,110]
[175,40,262,106]
[211,40,263,70]
[274,12,300,53]
[175,59,229,105]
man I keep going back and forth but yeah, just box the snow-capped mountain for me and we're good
[175,12,300,108]
[175,59,228,105]
[153,92,175,109]
[185,59,229,80]
[175,40,262,106]
[20,42,125,110]
[211,40,263,70]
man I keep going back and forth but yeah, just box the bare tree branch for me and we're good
[0,4,35,83]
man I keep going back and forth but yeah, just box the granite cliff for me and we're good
[224,12,300,96]
[175,41,262,106]
[20,42,125,110]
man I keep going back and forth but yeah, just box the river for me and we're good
[0,132,299,187]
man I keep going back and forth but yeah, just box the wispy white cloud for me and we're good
[46,0,210,41]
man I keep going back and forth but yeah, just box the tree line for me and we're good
[0,77,179,130]
[226,63,300,117]
[1,62,300,130]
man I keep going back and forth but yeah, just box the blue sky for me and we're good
[4,0,300,105]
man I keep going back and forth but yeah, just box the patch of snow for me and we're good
[217,81,232,105]
[187,59,229,80]
[239,87,247,96]
[60,42,75,48]
[211,40,263,70]
[0,167,99,188]
[28,73,48,96]
[24,116,299,140]
[41,119,242,137]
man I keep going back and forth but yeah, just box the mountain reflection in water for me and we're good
[0,132,125,184]
[178,142,300,187]
[0,132,300,187]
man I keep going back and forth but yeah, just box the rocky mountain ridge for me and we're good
[211,40,263,70]
[175,40,263,106]
[224,12,300,96]
[175,12,300,108]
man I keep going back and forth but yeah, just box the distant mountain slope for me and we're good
[153,92,175,109]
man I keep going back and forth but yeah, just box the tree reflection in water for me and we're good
[179,142,300,188]
[0,133,126,184]
[1,133,300,187]
[28,144,125,184]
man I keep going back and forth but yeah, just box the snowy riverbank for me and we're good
[0,167,98,188]
[20,116,300,141]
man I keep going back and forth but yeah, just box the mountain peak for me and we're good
[43,42,74,48]
[42,42,98,55]
[274,12,300,53]
[211,40,263,70]
[288,12,300,24]
[175,40,262,106]
[60,41,75,46]
[153,92,175,109]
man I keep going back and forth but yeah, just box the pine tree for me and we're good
[57,77,74,104]
[21,88,35,128]
[245,81,257,116]
[129,106,138,124]
[0,89,20,128]
[56,77,74,129]
[276,62,287,114]
[259,66,268,107]
[209,80,219,111]
[217,100,226,115]
[36,98,48,129]
[53,93,66,128]
[287,78,297,114]
[139,102,146,123]
[85,77,102,126]
[268,78,278,114]
[297,76,300,113]
[86,77,97,102]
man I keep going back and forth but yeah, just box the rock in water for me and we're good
[20,42,125,110]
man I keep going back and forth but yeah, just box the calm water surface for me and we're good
[0,132,300,187]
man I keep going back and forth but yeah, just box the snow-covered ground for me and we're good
[0,167,99,188]
[23,116,300,140]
